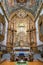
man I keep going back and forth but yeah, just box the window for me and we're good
[0,23,3,34]
[0,47,1,51]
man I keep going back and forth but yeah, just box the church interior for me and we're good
[0,0,43,65]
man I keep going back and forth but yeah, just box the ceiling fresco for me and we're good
[2,0,42,18]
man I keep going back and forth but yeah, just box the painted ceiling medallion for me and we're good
[17,9,27,18]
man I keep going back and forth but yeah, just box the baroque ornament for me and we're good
[17,9,27,18]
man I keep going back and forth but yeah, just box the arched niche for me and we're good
[7,9,37,48]
[38,15,43,41]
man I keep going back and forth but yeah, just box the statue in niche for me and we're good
[38,15,43,41]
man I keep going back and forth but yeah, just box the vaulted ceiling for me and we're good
[1,0,42,18]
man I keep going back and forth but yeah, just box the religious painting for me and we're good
[8,0,14,7]
[29,0,36,7]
